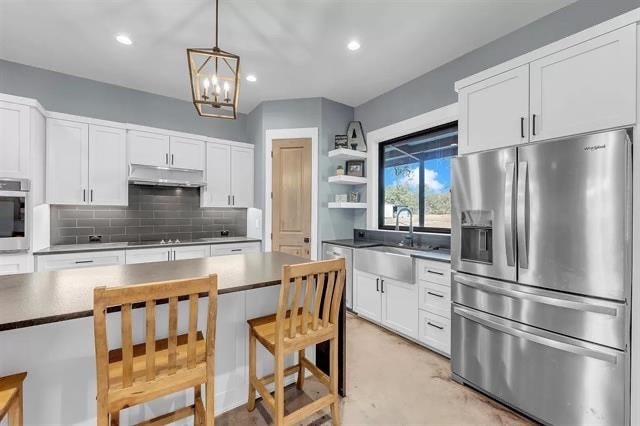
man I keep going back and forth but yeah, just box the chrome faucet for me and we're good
[395,207,414,247]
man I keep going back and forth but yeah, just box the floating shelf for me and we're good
[328,202,367,209]
[328,175,367,185]
[328,148,367,161]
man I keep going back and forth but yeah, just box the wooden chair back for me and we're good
[93,275,217,395]
[275,258,346,344]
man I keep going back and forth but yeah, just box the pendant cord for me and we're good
[215,0,219,48]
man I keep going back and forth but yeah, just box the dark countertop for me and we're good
[0,252,305,332]
[322,239,451,263]
[34,237,262,255]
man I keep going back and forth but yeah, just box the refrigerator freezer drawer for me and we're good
[452,306,627,426]
[452,272,627,350]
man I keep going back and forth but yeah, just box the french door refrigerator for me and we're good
[450,129,631,426]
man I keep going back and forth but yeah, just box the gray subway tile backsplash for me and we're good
[50,185,247,245]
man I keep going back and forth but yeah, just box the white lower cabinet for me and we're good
[36,250,125,272]
[0,253,32,275]
[211,242,261,256]
[353,270,382,323]
[353,269,417,339]
[173,245,210,260]
[418,311,451,356]
[125,247,172,264]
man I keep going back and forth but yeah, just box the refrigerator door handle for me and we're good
[504,162,516,266]
[453,306,619,364]
[517,161,529,269]
[453,272,619,316]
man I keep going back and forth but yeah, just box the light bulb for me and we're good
[223,82,230,90]
[212,74,218,85]
[203,78,210,89]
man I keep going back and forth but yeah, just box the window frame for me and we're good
[377,121,458,234]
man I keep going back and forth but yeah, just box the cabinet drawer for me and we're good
[418,310,451,356]
[417,259,450,285]
[36,250,125,272]
[419,281,451,318]
[211,242,261,256]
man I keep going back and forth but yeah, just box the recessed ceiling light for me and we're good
[246,74,257,82]
[116,34,132,45]
[347,40,360,51]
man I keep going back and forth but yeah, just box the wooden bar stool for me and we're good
[93,275,218,426]
[247,258,346,426]
[0,372,26,426]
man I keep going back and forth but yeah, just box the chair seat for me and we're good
[108,331,206,388]
[0,372,26,419]
[248,310,335,353]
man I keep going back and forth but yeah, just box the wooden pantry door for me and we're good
[271,138,312,258]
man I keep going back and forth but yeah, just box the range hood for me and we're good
[128,163,207,187]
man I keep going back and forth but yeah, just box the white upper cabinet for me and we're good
[127,130,170,167]
[203,143,231,207]
[202,142,254,208]
[170,136,204,170]
[0,101,30,178]
[47,119,127,206]
[529,25,636,141]
[88,126,127,206]
[46,119,89,204]
[230,146,254,207]
[458,64,529,155]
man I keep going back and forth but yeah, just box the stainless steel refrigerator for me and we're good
[450,129,631,426]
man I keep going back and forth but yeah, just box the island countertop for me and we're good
[0,252,308,332]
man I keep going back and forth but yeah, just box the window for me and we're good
[378,122,458,233]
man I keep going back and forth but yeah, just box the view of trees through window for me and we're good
[379,122,457,232]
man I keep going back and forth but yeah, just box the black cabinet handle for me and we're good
[75,260,94,264]
[532,114,537,136]
[427,291,444,298]
[227,195,231,205]
[166,153,169,164]
[231,249,242,252]
[82,189,86,202]
[427,270,444,276]
[376,278,379,292]
[427,321,444,330]
[520,117,525,138]
[171,154,174,165]
[90,189,94,202]
[381,279,385,293]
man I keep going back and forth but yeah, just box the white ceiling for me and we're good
[0,0,575,114]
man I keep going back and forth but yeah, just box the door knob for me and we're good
[303,237,310,243]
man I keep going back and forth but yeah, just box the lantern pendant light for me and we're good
[187,0,240,119]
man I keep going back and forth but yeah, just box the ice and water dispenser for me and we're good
[460,210,493,264]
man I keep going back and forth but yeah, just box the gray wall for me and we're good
[247,97,357,256]
[50,185,247,245]
[355,0,640,133]
[0,59,247,142]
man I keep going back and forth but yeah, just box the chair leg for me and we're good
[329,337,340,426]
[109,411,120,426]
[194,385,202,426]
[8,382,23,426]
[274,349,285,426]
[247,329,257,411]
[296,349,305,390]
[205,370,215,426]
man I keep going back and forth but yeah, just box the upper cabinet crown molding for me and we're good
[455,8,640,91]
[0,93,46,116]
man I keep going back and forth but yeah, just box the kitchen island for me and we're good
[0,252,346,425]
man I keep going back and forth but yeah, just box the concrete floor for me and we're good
[217,313,533,425]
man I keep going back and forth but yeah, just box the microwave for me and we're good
[0,178,30,252]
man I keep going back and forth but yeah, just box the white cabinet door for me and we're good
[170,136,204,170]
[458,64,529,154]
[127,130,170,167]
[0,101,29,178]
[230,147,254,207]
[381,278,418,338]
[0,253,31,275]
[36,250,125,272]
[203,143,231,207]
[125,247,171,264]
[88,125,127,206]
[353,270,381,322]
[172,245,210,260]
[211,242,261,256]
[530,25,636,142]
[46,119,89,205]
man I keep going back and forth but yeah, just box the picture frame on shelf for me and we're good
[334,135,348,149]
[349,191,361,202]
[346,160,365,177]
[335,194,348,203]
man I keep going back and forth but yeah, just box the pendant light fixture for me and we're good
[187,0,240,119]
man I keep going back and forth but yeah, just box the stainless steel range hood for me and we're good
[128,163,207,187]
